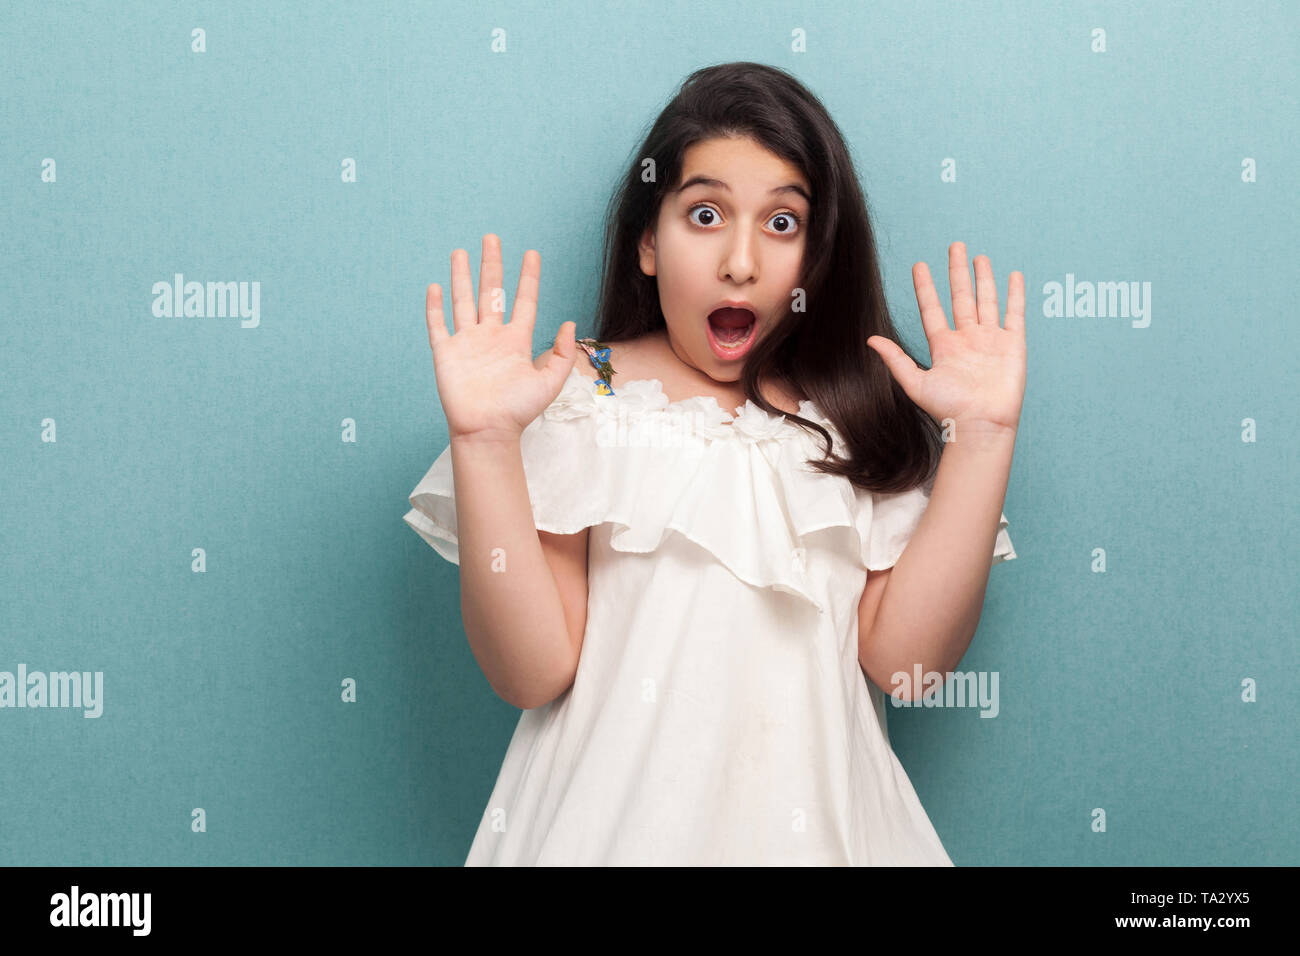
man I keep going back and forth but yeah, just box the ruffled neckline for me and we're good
[550,366,839,445]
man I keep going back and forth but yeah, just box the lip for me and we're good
[705,300,759,361]
[707,298,759,318]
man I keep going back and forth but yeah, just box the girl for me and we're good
[406,62,1023,866]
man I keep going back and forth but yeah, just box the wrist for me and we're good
[943,418,1018,450]
[449,428,524,450]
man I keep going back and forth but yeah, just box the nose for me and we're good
[719,228,757,284]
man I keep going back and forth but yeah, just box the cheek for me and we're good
[654,226,710,303]
[781,235,807,272]
[774,241,807,297]
[655,218,696,270]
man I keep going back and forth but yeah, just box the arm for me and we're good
[451,351,591,710]
[860,243,1026,701]
[858,425,1016,699]
[420,236,590,711]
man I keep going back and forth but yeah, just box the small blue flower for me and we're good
[593,347,611,363]
[594,379,613,395]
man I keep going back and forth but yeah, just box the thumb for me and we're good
[867,335,923,398]
[542,321,579,389]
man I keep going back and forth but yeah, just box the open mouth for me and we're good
[707,307,757,350]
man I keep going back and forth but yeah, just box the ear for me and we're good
[637,226,657,277]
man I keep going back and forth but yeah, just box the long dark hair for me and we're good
[591,61,942,494]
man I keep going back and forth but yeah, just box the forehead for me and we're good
[677,135,810,197]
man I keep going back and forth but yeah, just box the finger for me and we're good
[1005,271,1026,337]
[973,254,998,326]
[911,261,950,341]
[425,283,448,352]
[867,334,924,398]
[948,241,977,329]
[541,321,578,388]
[510,249,541,334]
[449,248,476,331]
[478,234,506,325]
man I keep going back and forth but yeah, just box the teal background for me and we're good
[2,0,1296,866]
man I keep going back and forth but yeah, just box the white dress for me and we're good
[405,365,1016,865]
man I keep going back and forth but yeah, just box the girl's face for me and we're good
[638,135,811,384]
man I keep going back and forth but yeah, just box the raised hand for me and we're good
[424,234,578,442]
[867,241,1026,436]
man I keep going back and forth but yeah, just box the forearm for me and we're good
[862,422,1016,695]
[449,434,575,709]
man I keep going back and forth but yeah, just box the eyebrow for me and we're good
[674,174,811,204]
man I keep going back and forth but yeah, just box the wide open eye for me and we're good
[687,204,720,227]
[766,211,802,235]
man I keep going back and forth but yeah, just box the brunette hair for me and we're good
[590,61,942,494]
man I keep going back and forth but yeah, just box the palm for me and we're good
[423,234,577,441]
[868,242,1026,434]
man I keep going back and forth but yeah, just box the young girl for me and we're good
[405,62,1023,866]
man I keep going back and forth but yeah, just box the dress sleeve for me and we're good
[403,442,464,565]
[403,370,603,566]
[860,474,1016,572]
